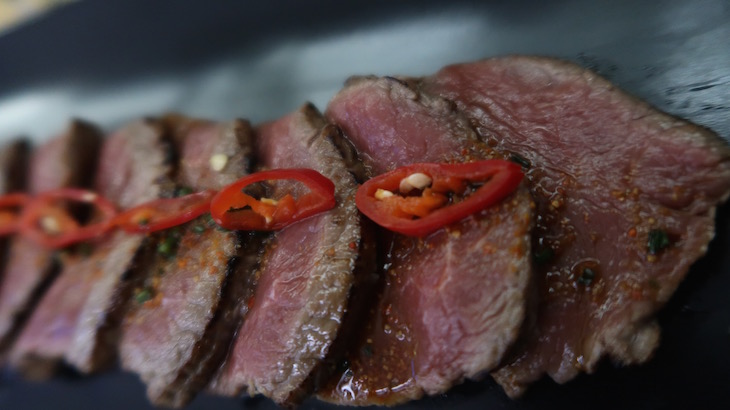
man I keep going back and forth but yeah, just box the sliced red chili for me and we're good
[0,193,31,236]
[356,160,523,237]
[113,190,216,233]
[18,188,118,249]
[210,169,336,231]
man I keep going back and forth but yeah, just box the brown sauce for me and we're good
[324,235,419,405]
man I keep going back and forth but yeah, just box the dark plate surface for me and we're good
[1,1,729,409]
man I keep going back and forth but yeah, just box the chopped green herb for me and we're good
[157,230,181,258]
[77,242,93,257]
[137,218,149,226]
[578,267,596,286]
[135,288,153,304]
[157,240,172,256]
[533,248,555,265]
[52,250,70,264]
[192,225,206,234]
[647,229,670,255]
[509,153,531,168]
[210,218,227,231]
[202,213,216,227]
[174,186,194,197]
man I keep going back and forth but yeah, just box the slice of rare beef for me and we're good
[120,117,263,408]
[318,76,534,405]
[10,120,173,377]
[289,125,381,404]
[0,138,30,331]
[424,55,730,396]
[0,138,29,271]
[209,104,362,405]
[0,138,29,196]
[0,120,102,359]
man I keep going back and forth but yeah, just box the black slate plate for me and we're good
[0,1,728,409]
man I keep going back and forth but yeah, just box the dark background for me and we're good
[0,1,728,409]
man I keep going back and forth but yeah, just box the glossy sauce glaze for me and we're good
[330,233,418,403]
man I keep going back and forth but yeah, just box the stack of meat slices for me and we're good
[118,116,263,407]
[0,56,728,408]
[208,103,364,404]
[9,120,174,377]
[0,105,368,408]
[0,138,30,356]
[0,121,101,362]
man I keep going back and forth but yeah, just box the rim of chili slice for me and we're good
[0,193,31,236]
[355,160,524,237]
[210,168,336,231]
[113,190,216,233]
[18,188,118,249]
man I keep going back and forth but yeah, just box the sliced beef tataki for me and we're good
[0,121,102,359]
[0,138,29,275]
[0,138,30,350]
[318,76,534,405]
[0,138,29,265]
[120,117,262,408]
[10,120,173,376]
[210,104,361,405]
[0,138,29,196]
[424,55,730,396]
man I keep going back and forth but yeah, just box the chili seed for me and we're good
[375,188,394,200]
[399,172,432,193]
[209,154,228,171]
[260,197,279,206]
[40,216,61,234]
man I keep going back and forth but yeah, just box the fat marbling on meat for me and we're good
[423,55,730,396]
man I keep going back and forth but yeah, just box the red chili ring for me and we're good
[355,160,523,237]
[210,168,336,231]
[112,190,216,234]
[0,193,31,236]
[19,188,118,249]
